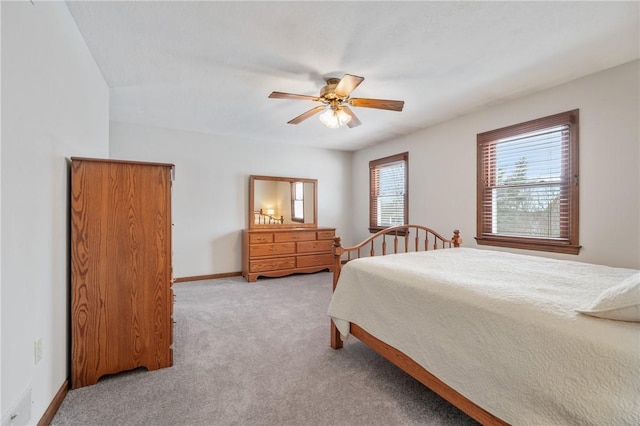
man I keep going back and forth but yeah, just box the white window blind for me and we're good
[481,126,569,238]
[370,153,408,230]
[291,181,304,222]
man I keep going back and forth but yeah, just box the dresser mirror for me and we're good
[249,175,317,229]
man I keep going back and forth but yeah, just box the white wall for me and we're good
[0,4,636,422]
[0,0,3,415]
[1,1,109,422]
[350,60,640,269]
[109,122,352,278]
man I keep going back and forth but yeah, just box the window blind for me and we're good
[291,182,304,222]
[477,109,579,253]
[370,153,408,229]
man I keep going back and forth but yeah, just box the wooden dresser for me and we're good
[70,157,174,388]
[242,228,335,282]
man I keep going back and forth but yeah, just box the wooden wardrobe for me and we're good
[70,157,174,389]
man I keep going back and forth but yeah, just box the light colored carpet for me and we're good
[51,272,477,425]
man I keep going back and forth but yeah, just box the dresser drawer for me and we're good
[249,243,295,257]
[250,257,296,273]
[297,239,334,253]
[243,227,336,282]
[297,254,333,268]
[249,233,273,244]
[317,230,335,240]
[274,231,316,242]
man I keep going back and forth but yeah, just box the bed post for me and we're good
[331,237,344,349]
[452,229,461,247]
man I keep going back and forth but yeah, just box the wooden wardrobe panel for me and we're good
[70,158,174,389]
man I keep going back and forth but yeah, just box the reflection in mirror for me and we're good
[249,176,317,228]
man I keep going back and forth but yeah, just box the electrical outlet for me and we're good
[0,388,31,426]
[34,339,42,365]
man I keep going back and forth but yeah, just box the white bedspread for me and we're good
[327,248,640,425]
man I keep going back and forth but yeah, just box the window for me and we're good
[369,152,408,232]
[477,110,580,254]
[291,181,304,223]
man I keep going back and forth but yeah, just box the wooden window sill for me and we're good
[475,236,581,255]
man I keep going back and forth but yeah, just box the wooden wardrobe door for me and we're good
[70,158,173,389]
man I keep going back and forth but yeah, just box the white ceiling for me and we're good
[66,1,639,151]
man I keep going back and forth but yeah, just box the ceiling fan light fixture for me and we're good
[319,107,351,128]
[269,73,403,128]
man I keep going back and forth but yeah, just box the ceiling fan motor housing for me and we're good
[320,78,344,103]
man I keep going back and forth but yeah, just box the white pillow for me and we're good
[576,273,640,322]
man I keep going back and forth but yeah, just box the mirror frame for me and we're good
[248,175,318,229]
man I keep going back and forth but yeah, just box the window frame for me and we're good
[476,110,580,254]
[369,152,409,233]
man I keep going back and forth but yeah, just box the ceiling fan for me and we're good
[268,74,404,128]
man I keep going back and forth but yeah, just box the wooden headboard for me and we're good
[254,208,284,225]
[332,225,461,290]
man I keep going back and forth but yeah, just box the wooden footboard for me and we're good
[348,323,508,426]
[329,225,507,425]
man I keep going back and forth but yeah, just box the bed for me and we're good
[254,208,284,225]
[327,225,640,425]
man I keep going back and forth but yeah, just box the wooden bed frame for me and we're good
[330,225,509,426]
[254,208,284,225]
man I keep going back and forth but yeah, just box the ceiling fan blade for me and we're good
[269,91,320,102]
[334,74,365,98]
[287,106,325,125]
[349,98,404,111]
[342,106,361,128]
